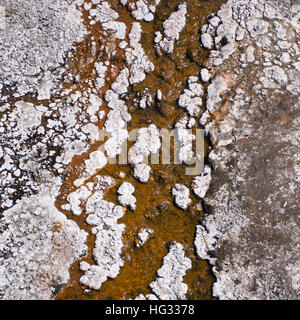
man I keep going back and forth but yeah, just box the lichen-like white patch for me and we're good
[89,1,119,23]
[138,88,153,109]
[174,127,195,165]
[128,124,161,164]
[84,151,108,179]
[125,22,154,84]
[117,182,136,210]
[134,163,151,182]
[14,101,43,134]
[200,68,211,83]
[149,242,192,300]
[246,18,269,38]
[263,66,288,85]
[201,33,214,49]
[0,0,86,97]
[155,4,187,54]
[102,21,127,40]
[0,184,87,300]
[101,66,132,160]
[136,228,154,247]
[134,293,159,300]
[131,0,154,22]
[172,184,191,210]
[67,186,92,216]
[178,76,203,116]
[80,199,125,290]
[111,68,130,95]
[94,62,108,89]
[191,165,212,199]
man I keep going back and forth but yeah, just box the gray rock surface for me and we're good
[195,0,300,300]
[0,183,87,300]
[0,0,86,98]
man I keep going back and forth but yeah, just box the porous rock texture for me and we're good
[0,0,89,300]
[149,242,192,300]
[195,0,300,300]
[80,197,125,290]
[1,0,299,301]
[0,182,87,300]
[0,0,86,98]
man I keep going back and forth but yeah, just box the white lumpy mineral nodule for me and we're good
[149,242,192,300]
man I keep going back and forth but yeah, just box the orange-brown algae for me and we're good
[55,0,225,300]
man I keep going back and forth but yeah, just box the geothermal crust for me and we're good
[195,0,300,300]
[0,0,299,300]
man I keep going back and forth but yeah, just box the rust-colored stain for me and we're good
[55,0,225,300]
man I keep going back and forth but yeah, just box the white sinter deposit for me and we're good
[136,228,154,247]
[192,165,212,199]
[2,0,299,302]
[0,0,92,300]
[117,182,137,210]
[149,242,192,300]
[126,22,155,84]
[0,0,87,99]
[128,124,161,164]
[130,0,161,22]
[134,163,151,183]
[154,3,187,54]
[172,184,191,210]
[80,198,126,290]
[0,182,87,300]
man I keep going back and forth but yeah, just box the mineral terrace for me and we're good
[0,0,299,300]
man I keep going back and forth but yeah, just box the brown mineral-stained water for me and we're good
[55,0,225,300]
